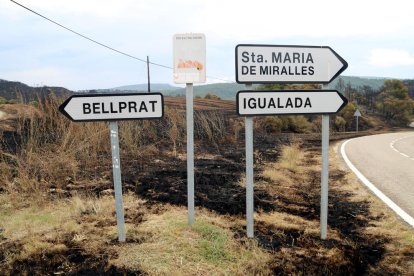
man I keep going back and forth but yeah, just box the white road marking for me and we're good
[389,134,414,160]
[341,139,414,228]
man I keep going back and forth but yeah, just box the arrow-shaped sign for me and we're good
[59,92,164,122]
[237,90,348,116]
[235,45,348,84]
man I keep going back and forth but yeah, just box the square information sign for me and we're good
[173,33,206,84]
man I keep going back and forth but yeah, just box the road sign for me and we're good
[354,109,361,133]
[173,33,206,84]
[237,90,348,116]
[58,92,164,242]
[59,92,164,122]
[235,44,348,84]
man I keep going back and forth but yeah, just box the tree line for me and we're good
[335,78,414,126]
[258,79,414,132]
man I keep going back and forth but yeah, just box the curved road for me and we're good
[341,131,414,225]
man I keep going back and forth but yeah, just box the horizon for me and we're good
[0,75,403,93]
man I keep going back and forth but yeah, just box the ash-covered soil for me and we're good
[1,132,413,275]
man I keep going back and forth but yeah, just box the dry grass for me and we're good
[111,207,272,275]
[278,143,305,172]
[0,191,147,272]
[261,143,306,185]
[0,94,237,195]
[0,192,272,275]
[194,111,227,146]
[257,211,321,236]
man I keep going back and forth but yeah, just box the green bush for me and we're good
[260,116,283,133]
[287,116,312,133]
[335,116,346,132]
[204,93,221,100]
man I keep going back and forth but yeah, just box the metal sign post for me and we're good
[147,56,151,93]
[110,121,126,242]
[356,116,359,133]
[186,83,195,225]
[354,109,361,133]
[320,114,329,240]
[244,83,254,238]
[173,33,206,226]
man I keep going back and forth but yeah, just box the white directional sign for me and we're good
[236,45,348,84]
[59,93,164,122]
[237,90,348,116]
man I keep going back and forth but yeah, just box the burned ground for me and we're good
[1,99,413,274]
[2,132,413,274]
[117,134,412,274]
[131,132,413,274]
[134,149,277,216]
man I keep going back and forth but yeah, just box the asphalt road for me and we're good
[342,131,414,220]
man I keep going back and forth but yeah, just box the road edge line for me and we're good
[340,139,414,228]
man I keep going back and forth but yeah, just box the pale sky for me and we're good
[1,0,414,90]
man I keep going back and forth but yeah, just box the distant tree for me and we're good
[258,83,321,90]
[288,83,322,90]
[334,116,347,132]
[404,79,414,98]
[30,100,39,107]
[381,79,409,99]
[344,82,357,103]
[359,85,379,112]
[204,93,221,100]
[335,77,346,93]
[0,96,7,105]
[376,80,414,125]
[337,102,357,130]
[257,83,288,90]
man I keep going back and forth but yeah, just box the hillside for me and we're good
[0,79,73,102]
[327,76,388,90]
[163,83,259,99]
[102,76,408,100]
[0,76,412,103]
[96,83,257,99]
[110,83,179,91]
